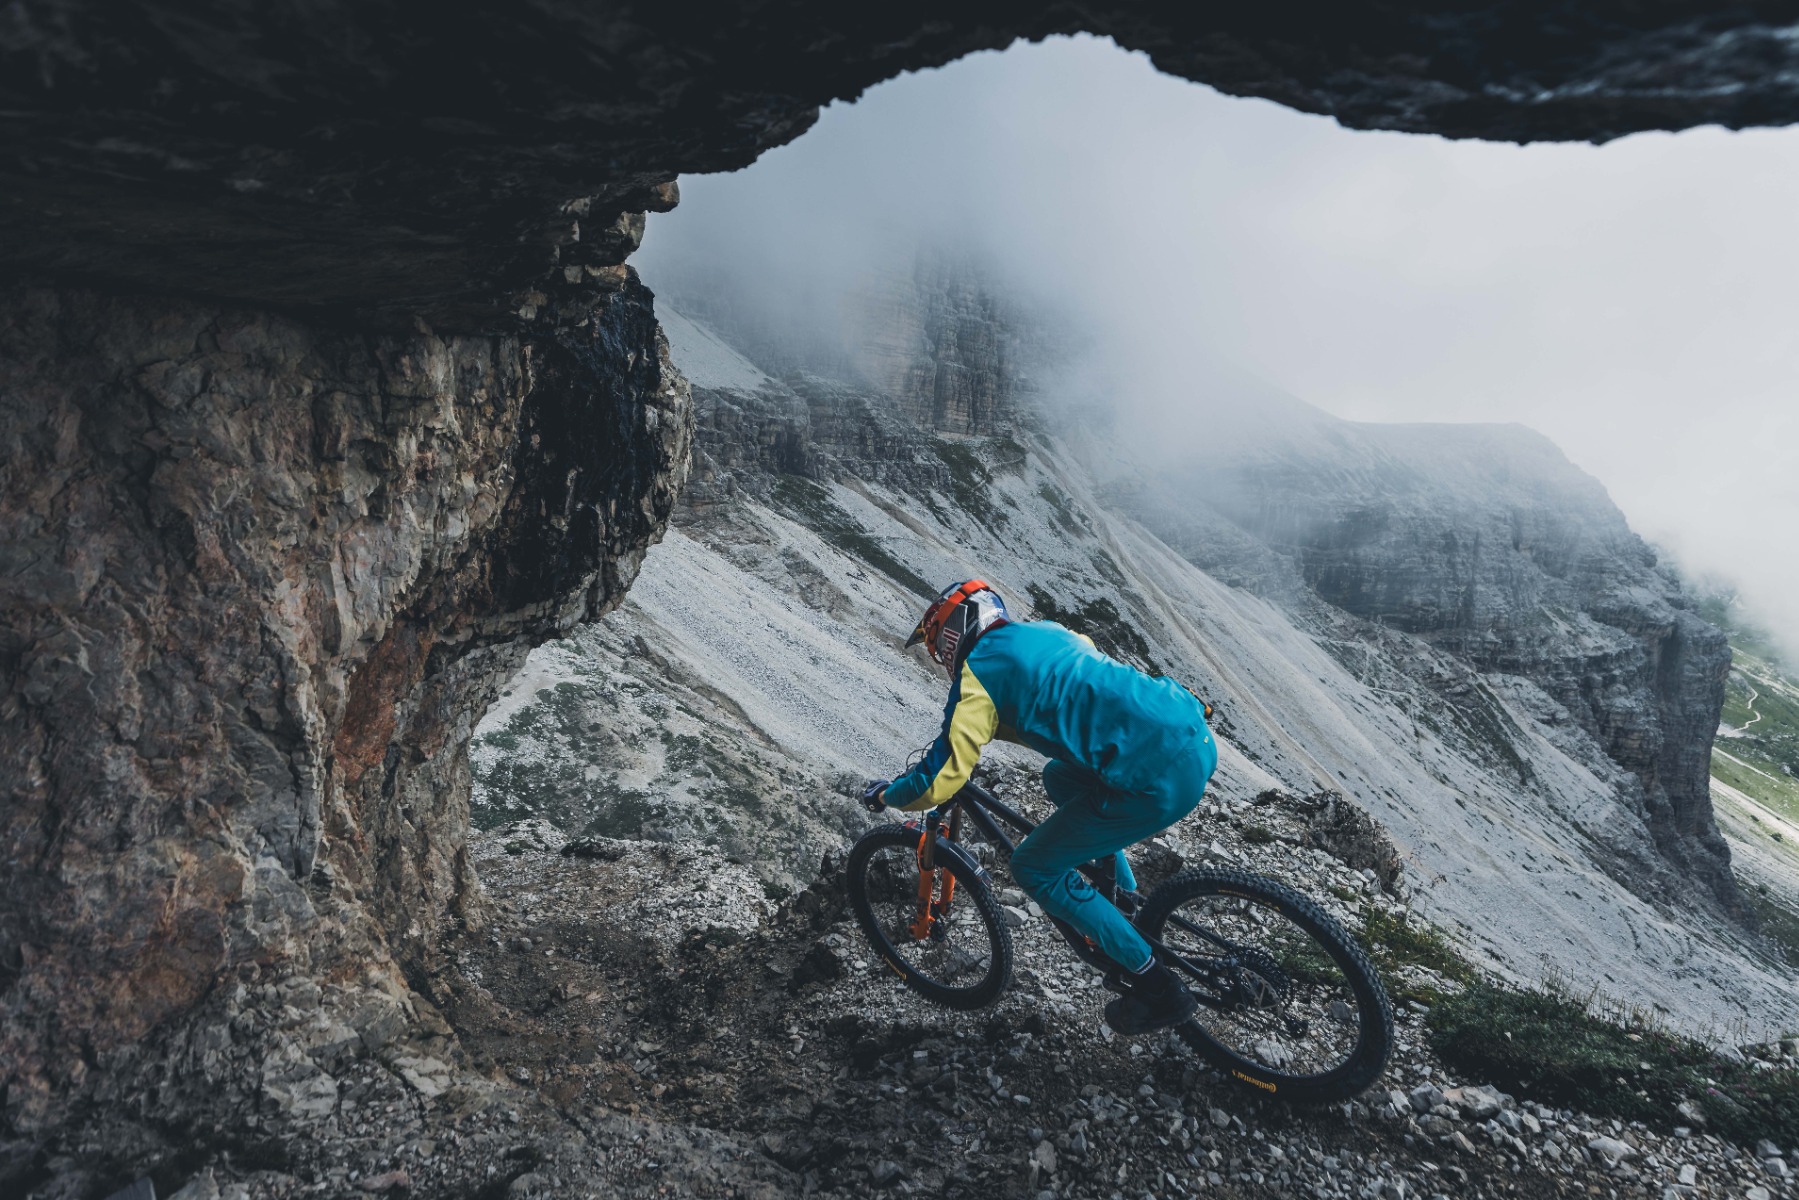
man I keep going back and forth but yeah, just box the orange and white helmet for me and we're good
[906,579,1010,673]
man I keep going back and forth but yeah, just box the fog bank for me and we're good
[636,34,1799,659]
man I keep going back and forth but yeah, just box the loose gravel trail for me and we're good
[395,784,1793,1200]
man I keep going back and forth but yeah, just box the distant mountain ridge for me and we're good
[1114,402,1739,922]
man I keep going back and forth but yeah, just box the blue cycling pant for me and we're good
[1010,736,1216,972]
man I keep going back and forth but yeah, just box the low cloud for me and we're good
[637,34,1799,658]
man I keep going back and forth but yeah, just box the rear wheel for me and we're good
[1138,866,1392,1103]
[847,824,1012,1010]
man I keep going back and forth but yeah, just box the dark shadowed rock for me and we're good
[9,3,1799,322]
[1299,792,1406,893]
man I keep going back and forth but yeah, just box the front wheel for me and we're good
[1138,866,1393,1103]
[846,824,1013,1010]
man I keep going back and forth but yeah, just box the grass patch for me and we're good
[1429,981,1799,1148]
[1240,823,1277,846]
[1360,908,1479,994]
[1708,608,1799,820]
[771,475,934,597]
[1713,747,1799,824]
[931,438,1009,528]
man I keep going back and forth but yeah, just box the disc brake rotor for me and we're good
[1231,945,1291,1009]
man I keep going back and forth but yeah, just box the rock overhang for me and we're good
[7,1,1799,323]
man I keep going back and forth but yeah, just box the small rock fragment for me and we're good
[1409,1083,1443,1113]
[1587,1135,1636,1165]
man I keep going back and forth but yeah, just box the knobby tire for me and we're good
[1138,866,1394,1103]
[847,823,1013,1010]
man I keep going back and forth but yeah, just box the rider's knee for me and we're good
[1039,758,1080,806]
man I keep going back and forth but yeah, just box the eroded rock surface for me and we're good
[0,281,689,1170]
[10,4,1799,321]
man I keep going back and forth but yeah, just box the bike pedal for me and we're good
[1100,970,1131,995]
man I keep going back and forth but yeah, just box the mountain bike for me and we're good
[845,779,1393,1103]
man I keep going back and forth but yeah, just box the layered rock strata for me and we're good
[1126,422,1739,915]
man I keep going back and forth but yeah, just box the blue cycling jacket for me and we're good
[883,620,1212,811]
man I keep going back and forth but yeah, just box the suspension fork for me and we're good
[907,805,962,941]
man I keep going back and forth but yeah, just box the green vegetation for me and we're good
[1359,908,1479,1001]
[1036,481,1088,536]
[1025,584,1160,672]
[770,474,934,597]
[1351,893,1798,1149]
[931,438,1009,528]
[1429,981,1799,1148]
[1713,747,1799,825]
[1240,823,1277,846]
[1699,591,1799,962]
[1702,591,1799,821]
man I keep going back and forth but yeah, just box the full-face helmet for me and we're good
[906,579,1009,673]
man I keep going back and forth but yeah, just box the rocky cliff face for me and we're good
[0,281,689,1166]
[9,0,1799,1188]
[661,258,1041,514]
[1122,419,1740,917]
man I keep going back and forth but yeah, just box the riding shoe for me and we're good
[1103,961,1198,1036]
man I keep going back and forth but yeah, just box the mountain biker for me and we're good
[863,579,1219,1035]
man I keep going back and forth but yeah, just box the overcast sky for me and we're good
[638,34,1799,656]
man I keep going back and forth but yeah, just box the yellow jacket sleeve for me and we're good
[883,661,1000,811]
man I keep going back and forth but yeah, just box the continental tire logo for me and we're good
[1232,1071,1277,1093]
